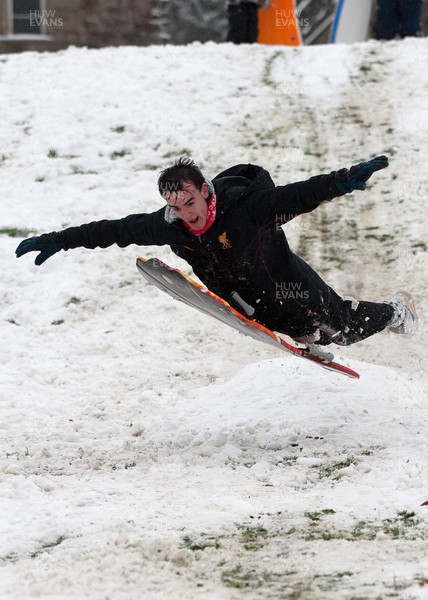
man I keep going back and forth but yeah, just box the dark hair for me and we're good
[158,157,205,196]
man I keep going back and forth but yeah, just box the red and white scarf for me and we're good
[183,193,217,236]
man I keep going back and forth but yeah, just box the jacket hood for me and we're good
[212,163,275,206]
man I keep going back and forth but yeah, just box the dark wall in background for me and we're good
[0,0,426,54]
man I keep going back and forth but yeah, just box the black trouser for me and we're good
[313,298,395,346]
[258,295,395,347]
[243,255,395,347]
[227,3,258,44]
[374,0,422,39]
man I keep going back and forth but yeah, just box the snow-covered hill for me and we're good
[0,39,427,599]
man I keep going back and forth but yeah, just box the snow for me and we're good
[1,38,428,599]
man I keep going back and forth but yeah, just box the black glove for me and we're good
[15,232,65,266]
[334,155,389,195]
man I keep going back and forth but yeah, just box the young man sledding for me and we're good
[16,155,417,346]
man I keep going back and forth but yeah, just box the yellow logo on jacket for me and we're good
[218,232,232,249]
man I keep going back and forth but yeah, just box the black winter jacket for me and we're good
[61,164,342,338]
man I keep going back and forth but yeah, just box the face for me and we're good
[164,181,209,229]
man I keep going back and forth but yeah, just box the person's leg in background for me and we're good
[398,0,422,38]
[374,0,400,40]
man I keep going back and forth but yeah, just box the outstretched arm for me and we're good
[16,209,171,266]
[247,155,389,226]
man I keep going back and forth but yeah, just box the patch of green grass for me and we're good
[162,149,192,159]
[70,166,98,175]
[305,509,341,541]
[0,228,34,238]
[364,233,395,244]
[360,447,376,456]
[277,455,298,466]
[261,50,284,88]
[0,552,19,563]
[47,148,59,158]
[30,536,66,558]
[221,565,258,589]
[110,149,131,159]
[304,149,323,158]
[397,510,417,522]
[138,163,161,171]
[111,125,126,133]
[305,511,322,522]
[382,510,419,539]
[412,241,427,251]
[352,520,377,541]
[305,509,427,543]
[305,509,336,522]
[180,534,221,552]
[221,564,281,589]
[383,146,397,156]
[315,571,354,592]
[318,457,357,479]
[321,254,345,265]
[236,524,269,551]
[385,576,414,591]
[359,63,372,73]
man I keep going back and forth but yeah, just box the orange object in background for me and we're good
[258,0,302,46]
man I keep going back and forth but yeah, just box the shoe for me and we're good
[386,291,417,335]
